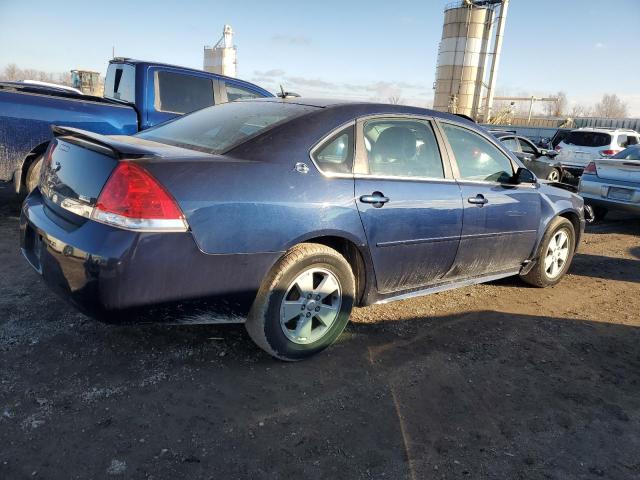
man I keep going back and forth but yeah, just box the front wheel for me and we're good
[520,217,576,287]
[245,243,355,361]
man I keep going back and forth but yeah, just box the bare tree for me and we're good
[388,95,403,105]
[2,63,21,81]
[593,94,628,118]
[568,104,593,118]
[543,91,567,117]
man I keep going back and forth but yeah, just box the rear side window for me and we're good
[564,131,611,147]
[154,71,214,114]
[137,101,316,154]
[442,123,513,183]
[104,63,135,103]
[613,146,640,160]
[312,126,354,175]
[363,119,444,178]
[226,84,262,102]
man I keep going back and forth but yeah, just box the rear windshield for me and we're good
[564,131,611,148]
[137,101,316,154]
[612,146,640,160]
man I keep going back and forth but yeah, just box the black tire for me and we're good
[24,154,44,195]
[546,168,561,182]
[584,204,607,224]
[245,243,355,361]
[520,216,576,288]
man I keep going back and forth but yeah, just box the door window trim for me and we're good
[435,119,530,187]
[354,114,456,182]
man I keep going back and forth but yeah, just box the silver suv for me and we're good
[555,128,640,176]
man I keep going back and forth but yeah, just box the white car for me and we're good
[555,128,640,177]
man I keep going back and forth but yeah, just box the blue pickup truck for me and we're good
[0,58,273,196]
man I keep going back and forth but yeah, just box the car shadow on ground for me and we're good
[2,308,640,479]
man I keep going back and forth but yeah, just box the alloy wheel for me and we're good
[544,229,570,279]
[279,268,342,345]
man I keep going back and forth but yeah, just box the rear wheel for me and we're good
[245,243,355,361]
[584,204,607,224]
[520,217,576,287]
[24,154,44,195]
[546,168,561,182]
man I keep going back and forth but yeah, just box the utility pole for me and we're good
[483,0,509,123]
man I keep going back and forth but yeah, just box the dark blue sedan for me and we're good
[20,99,585,360]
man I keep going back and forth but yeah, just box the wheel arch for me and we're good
[16,141,50,195]
[294,234,373,307]
[558,209,582,246]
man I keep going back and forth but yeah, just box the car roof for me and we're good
[241,97,478,124]
[570,127,639,134]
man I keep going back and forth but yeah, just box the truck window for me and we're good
[154,71,214,114]
[226,84,262,101]
[104,63,136,103]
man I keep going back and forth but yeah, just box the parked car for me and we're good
[547,128,572,150]
[0,58,273,197]
[491,131,564,182]
[555,128,640,178]
[20,99,585,360]
[579,145,640,222]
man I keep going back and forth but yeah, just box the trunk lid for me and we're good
[40,126,205,223]
[596,159,640,183]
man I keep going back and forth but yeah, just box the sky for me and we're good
[1,0,639,115]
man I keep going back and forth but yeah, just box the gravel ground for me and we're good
[1,182,639,479]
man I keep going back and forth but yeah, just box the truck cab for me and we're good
[104,58,272,129]
[0,58,273,196]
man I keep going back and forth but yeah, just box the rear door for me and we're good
[438,121,541,279]
[353,116,463,293]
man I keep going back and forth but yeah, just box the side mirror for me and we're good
[540,149,558,158]
[514,167,536,184]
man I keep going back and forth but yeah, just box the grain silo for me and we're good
[433,0,508,120]
[203,25,237,77]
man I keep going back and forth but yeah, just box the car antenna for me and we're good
[277,84,300,99]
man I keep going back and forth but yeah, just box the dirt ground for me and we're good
[1,181,639,480]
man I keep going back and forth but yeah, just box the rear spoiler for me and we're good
[52,125,160,159]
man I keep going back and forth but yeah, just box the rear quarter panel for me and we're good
[0,90,138,182]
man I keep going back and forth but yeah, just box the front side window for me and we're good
[518,138,537,155]
[226,84,262,102]
[363,119,444,178]
[154,71,214,114]
[138,101,316,154]
[312,127,354,174]
[442,123,514,183]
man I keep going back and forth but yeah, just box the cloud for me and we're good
[595,42,605,49]
[253,69,285,77]
[271,34,311,46]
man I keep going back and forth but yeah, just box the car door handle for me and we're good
[360,192,389,207]
[467,194,488,205]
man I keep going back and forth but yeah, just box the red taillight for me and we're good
[43,142,58,170]
[93,162,187,231]
[599,149,620,157]
[583,162,597,175]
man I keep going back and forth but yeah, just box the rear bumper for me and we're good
[20,190,281,322]
[579,176,640,214]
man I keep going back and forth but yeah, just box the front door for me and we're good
[439,122,541,279]
[354,117,463,293]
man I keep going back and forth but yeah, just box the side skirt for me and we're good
[373,268,521,305]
